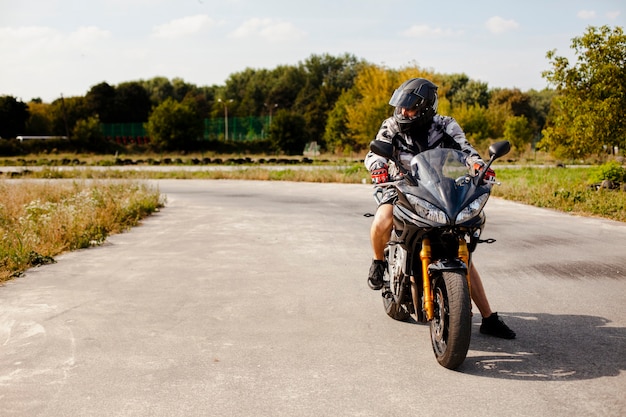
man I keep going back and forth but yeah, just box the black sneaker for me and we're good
[368,260,386,290]
[480,312,516,339]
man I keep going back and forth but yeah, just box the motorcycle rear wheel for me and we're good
[429,271,471,369]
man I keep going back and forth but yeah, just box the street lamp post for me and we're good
[264,103,278,127]
[218,99,233,141]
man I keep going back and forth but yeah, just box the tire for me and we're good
[381,245,410,322]
[382,290,410,322]
[429,270,472,369]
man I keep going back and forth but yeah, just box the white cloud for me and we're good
[152,15,215,38]
[0,25,109,43]
[0,25,110,59]
[70,26,112,45]
[577,10,597,19]
[606,11,621,20]
[0,26,54,40]
[485,16,519,34]
[230,18,305,42]
[0,25,115,101]
[402,25,464,38]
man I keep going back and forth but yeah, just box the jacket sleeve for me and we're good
[364,117,396,171]
[443,117,483,167]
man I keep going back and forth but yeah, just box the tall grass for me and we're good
[0,181,164,282]
[1,163,623,284]
[492,167,626,222]
[5,164,626,223]
[12,165,370,183]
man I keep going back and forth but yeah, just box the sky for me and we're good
[0,0,624,103]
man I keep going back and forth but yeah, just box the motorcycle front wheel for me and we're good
[429,271,471,370]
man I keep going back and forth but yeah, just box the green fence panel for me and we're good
[103,116,270,144]
[204,116,270,141]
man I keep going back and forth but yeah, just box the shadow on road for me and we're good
[459,312,626,380]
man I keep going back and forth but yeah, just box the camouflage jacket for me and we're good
[364,114,483,176]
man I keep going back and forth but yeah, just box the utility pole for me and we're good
[218,99,233,141]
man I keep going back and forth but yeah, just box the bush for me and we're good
[589,161,626,184]
[269,111,309,155]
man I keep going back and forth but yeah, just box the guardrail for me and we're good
[16,136,68,142]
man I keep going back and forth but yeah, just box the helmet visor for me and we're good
[388,83,434,109]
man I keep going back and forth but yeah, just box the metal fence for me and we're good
[102,116,271,144]
[101,123,149,144]
[204,116,270,141]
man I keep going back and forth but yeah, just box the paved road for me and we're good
[1,180,625,417]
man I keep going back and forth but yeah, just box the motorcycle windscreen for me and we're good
[409,148,474,215]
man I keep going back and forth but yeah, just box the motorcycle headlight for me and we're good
[405,194,449,224]
[455,193,489,224]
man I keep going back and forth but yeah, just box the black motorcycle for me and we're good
[369,139,510,369]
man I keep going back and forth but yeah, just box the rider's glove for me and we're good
[370,161,389,184]
[473,162,496,184]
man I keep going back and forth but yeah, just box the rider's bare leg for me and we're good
[469,262,493,318]
[471,263,516,338]
[370,204,393,260]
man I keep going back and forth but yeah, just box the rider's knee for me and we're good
[373,204,393,233]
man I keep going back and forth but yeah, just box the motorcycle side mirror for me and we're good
[488,141,511,160]
[369,140,393,159]
[476,140,511,185]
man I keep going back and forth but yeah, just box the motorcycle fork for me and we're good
[458,238,471,299]
[418,237,472,321]
[419,237,434,320]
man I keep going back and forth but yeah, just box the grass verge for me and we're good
[1,162,623,283]
[0,180,164,283]
[11,164,624,222]
[492,167,626,223]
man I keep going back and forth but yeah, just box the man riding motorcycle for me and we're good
[365,77,515,339]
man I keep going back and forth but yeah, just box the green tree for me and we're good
[264,65,307,114]
[0,96,29,138]
[221,68,271,118]
[145,98,203,151]
[294,53,362,148]
[344,64,399,150]
[85,82,117,123]
[540,25,626,159]
[489,88,533,119]
[442,74,490,108]
[269,110,309,155]
[324,88,359,154]
[141,76,175,106]
[189,85,218,120]
[25,101,53,136]
[503,116,534,154]
[526,88,556,147]
[49,96,88,138]
[170,78,197,102]
[526,89,554,131]
[451,103,490,142]
[87,80,156,123]
[114,81,152,122]
[73,115,109,152]
[220,53,362,148]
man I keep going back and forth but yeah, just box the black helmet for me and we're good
[389,78,438,131]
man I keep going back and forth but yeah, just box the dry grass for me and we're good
[492,167,626,222]
[0,180,163,282]
[1,162,624,283]
[6,165,370,183]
